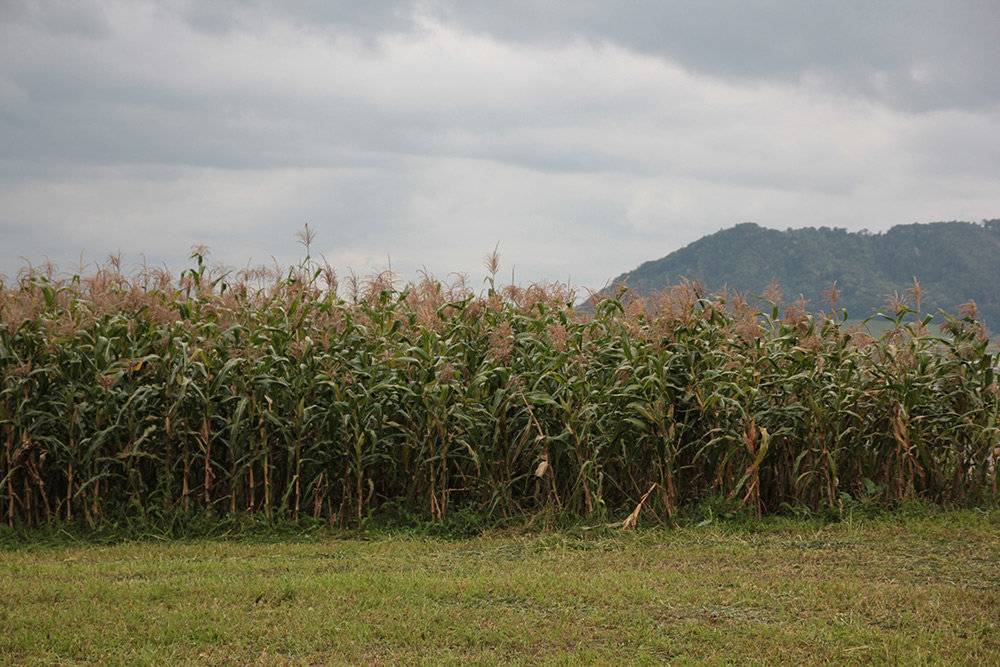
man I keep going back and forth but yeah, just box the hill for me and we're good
[612,219,1000,329]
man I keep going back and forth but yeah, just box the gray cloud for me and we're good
[429,0,1000,112]
[0,0,114,39]
[1,0,999,290]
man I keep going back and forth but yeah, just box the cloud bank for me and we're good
[2,0,998,290]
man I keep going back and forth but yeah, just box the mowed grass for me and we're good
[2,510,999,666]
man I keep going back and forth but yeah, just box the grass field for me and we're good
[2,508,998,665]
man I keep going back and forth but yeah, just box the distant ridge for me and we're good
[612,219,1000,329]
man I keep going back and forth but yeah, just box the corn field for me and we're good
[2,242,998,529]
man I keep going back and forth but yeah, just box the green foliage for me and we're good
[1,242,998,533]
[615,219,1000,331]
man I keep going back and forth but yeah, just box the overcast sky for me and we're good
[2,0,999,292]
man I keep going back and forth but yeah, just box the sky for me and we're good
[2,0,999,293]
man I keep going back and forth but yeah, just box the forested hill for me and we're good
[612,219,1000,329]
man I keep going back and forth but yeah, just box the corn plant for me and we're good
[1,243,997,529]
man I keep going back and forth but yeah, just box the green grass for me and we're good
[2,509,999,665]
